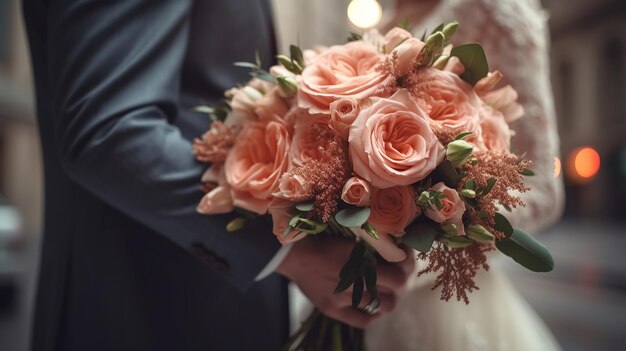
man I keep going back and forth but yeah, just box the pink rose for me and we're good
[329,97,360,140]
[267,198,307,244]
[349,89,444,188]
[290,111,332,166]
[341,176,371,206]
[391,38,425,76]
[225,78,274,126]
[274,173,310,200]
[224,121,290,214]
[351,227,407,263]
[298,41,389,114]
[424,182,466,235]
[478,104,511,153]
[415,68,482,135]
[383,27,413,53]
[369,185,420,237]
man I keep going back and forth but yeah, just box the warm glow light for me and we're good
[554,157,561,178]
[347,0,382,29]
[572,147,601,179]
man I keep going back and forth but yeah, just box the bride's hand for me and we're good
[276,236,415,329]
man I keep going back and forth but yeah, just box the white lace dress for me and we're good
[365,0,565,350]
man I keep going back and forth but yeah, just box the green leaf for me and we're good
[450,43,489,85]
[431,23,445,35]
[494,212,514,238]
[454,131,474,140]
[282,225,294,238]
[351,277,364,308]
[399,18,410,30]
[335,207,371,228]
[250,70,277,83]
[521,168,536,176]
[440,235,473,248]
[347,32,362,42]
[404,221,438,252]
[464,179,477,190]
[496,228,554,272]
[290,44,305,68]
[226,217,247,232]
[481,178,497,196]
[233,61,258,69]
[363,265,377,298]
[431,160,462,187]
[296,201,315,212]
[335,242,366,294]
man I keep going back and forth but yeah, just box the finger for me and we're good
[358,292,397,314]
[376,262,409,290]
[336,306,380,329]
[398,245,417,274]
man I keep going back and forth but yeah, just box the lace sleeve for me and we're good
[413,0,565,233]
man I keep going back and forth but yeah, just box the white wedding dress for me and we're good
[366,0,565,350]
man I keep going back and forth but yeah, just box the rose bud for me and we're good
[446,139,474,167]
[466,224,496,244]
[341,176,371,207]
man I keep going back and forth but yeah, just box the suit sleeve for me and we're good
[45,0,281,291]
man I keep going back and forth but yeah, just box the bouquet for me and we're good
[192,22,554,350]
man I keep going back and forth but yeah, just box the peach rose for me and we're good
[225,78,274,126]
[329,97,360,140]
[298,41,389,114]
[369,185,420,237]
[384,27,413,53]
[290,111,331,166]
[424,182,466,235]
[224,121,290,214]
[341,176,371,206]
[349,89,445,188]
[274,173,310,200]
[475,71,524,123]
[391,38,425,76]
[267,198,307,244]
[415,68,481,135]
[478,104,511,153]
[254,88,290,124]
[351,227,407,263]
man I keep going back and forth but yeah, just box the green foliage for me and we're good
[496,228,554,272]
[404,220,438,252]
[335,207,371,228]
[450,43,489,85]
[493,212,514,238]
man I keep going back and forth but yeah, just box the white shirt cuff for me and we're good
[255,243,293,281]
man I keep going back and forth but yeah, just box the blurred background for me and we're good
[0,0,624,350]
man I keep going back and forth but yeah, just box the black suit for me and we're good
[23,0,289,350]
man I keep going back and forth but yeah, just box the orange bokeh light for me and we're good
[554,157,561,178]
[573,147,600,179]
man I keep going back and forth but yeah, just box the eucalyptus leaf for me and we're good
[431,23,445,35]
[496,228,554,272]
[296,202,315,212]
[450,43,489,85]
[404,221,438,252]
[440,235,473,248]
[290,44,305,68]
[282,225,294,238]
[464,179,477,190]
[335,207,371,228]
[494,212,514,238]
[521,168,536,176]
[363,265,377,298]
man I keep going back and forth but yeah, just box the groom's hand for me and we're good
[276,237,415,329]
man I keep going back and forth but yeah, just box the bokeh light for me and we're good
[347,0,382,29]
[567,147,601,181]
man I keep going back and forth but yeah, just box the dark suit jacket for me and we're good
[23,0,289,350]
